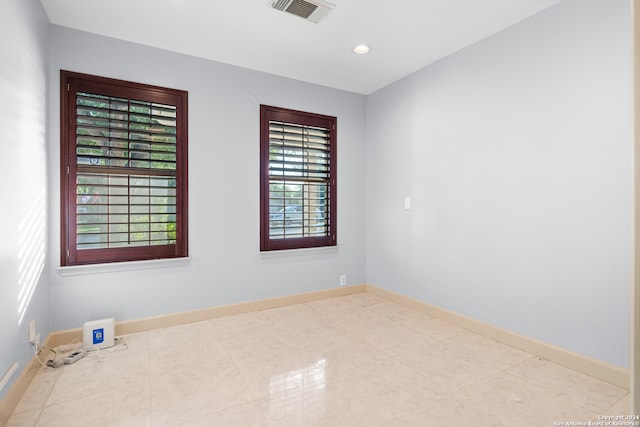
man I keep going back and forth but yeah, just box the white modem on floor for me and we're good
[83,318,115,349]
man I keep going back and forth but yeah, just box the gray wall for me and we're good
[0,0,51,399]
[366,0,632,368]
[48,26,368,330]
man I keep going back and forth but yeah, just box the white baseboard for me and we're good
[47,284,367,347]
[1,282,629,427]
[366,284,629,389]
[0,284,366,427]
[0,342,50,427]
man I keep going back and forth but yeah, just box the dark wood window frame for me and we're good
[260,105,337,251]
[60,71,188,266]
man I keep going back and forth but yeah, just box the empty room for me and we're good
[0,0,637,425]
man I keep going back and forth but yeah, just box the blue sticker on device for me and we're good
[93,328,104,345]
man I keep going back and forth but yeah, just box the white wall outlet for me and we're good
[339,274,347,286]
[28,319,36,344]
[404,196,412,210]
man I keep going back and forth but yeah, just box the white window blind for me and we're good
[267,120,331,239]
[75,92,178,249]
[260,104,336,251]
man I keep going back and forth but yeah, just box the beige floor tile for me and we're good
[6,409,41,427]
[389,405,468,427]
[302,340,392,384]
[436,371,601,426]
[389,394,596,427]
[234,349,331,400]
[605,393,631,415]
[359,320,506,391]
[366,301,422,320]
[399,313,478,343]
[209,311,274,341]
[150,369,253,426]
[38,385,151,427]
[257,382,387,427]
[305,296,362,315]
[361,321,441,354]
[261,304,324,324]
[278,321,363,354]
[330,372,451,423]
[10,294,629,427]
[12,367,62,414]
[326,306,393,333]
[149,336,232,378]
[502,358,627,413]
[444,332,534,366]
[148,321,215,350]
[344,292,388,307]
[45,344,149,406]
[174,402,271,427]
[345,350,425,389]
[116,331,149,352]
[221,324,299,365]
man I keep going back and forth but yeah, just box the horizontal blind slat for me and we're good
[76,92,177,174]
[267,118,332,240]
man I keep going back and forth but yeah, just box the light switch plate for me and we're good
[404,196,412,210]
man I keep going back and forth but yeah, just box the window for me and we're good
[260,105,336,251]
[60,71,188,266]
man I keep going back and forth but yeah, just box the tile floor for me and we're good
[7,293,631,426]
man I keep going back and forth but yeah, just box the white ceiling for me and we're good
[40,0,564,94]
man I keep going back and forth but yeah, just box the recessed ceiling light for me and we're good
[353,44,371,55]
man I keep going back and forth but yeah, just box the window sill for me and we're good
[259,245,338,259]
[57,257,191,277]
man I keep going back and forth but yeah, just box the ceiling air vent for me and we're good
[271,0,335,23]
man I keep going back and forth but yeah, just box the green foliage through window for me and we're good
[61,71,188,265]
